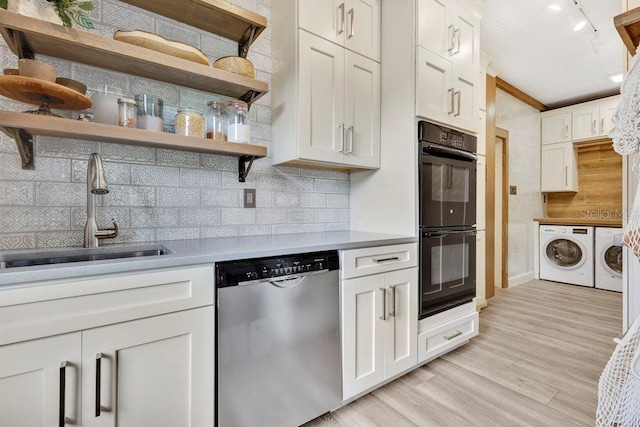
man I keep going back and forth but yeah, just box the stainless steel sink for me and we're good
[0,244,172,269]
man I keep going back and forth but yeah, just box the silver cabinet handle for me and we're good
[347,126,354,153]
[389,285,396,317]
[59,361,69,427]
[448,88,455,114]
[444,330,463,340]
[338,3,345,35]
[592,119,597,134]
[379,287,386,321]
[454,90,461,117]
[565,124,569,139]
[454,27,461,54]
[338,123,345,152]
[373,256,399,263]
[347,8,354,39]
[447,25,455,52]
[600,118,604,134]
[565,165,568,187]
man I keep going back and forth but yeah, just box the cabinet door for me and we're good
[342,274,385,400]
[383,268,417,379]
[541,112,571,145]
[416,47,452,126]
[82,307,214,427]
[541,142,577,192]
[344,50,380,168]
[416,0,449,57]
[599,97,619,137]
[449,4,480,72]
[452,65,479,133]
[476,154,486,230]
[572,105,599,141]
[298,0,344,46]
[298,31,346,164]
[0,333,81,427]
[344,0,381,61]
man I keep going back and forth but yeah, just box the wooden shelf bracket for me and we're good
[238,155,256,182]
[1,126,34,169]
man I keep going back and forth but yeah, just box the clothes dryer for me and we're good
[539,225,594,287]
[595,227,623,292]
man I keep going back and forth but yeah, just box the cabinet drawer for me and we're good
[0,265,214,346]
[417,311,478,363]
[341,243,417,279]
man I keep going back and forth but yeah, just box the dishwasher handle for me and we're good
[236,268,330,287]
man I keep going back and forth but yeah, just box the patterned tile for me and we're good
[326,222,349,231]
[300,223,327,233]
[36,137,96,158]
[71,207,130,229]
[287,209,305,223]
[72,160,131,185]
[102,185,155,207]
[0,182,34,206]
[101,1,155,31]
[257,174,286,191]
[36,232,83,248]
[102,143,156,164]
[181,169,221,188]
[130,207,180,228]
[156,227,201,241]
[201,189,241,207]
[129,80,180,107]
[274,192,300,208]
[157,188,200,207]
[301,193,326,208]
[221,208,256,225]
[272,224,300,235]
[156,20,201,47]
[0,207,69,232]
[156,149,200,168]
[74,64,130,95]
[272,165,301,176]
[201,226,239,238]
[256,191,273,208]
[238,225,272,236]
[200,35,237,61]
[107,228,156,245]
[0,233,36,250]
[35,183,86,206]
[180,207,221,227]
[286,177,315,193]
[246,50,272,74]
[327,194,349,209]
[337,180,350,195]
[250,122,271,142]
[314,209,338,223]
[220,171,256,189]
[131,165,180,186]
[0,155,71,182]
[200,154,238,171]
[338,209,350,223]
[315,179,338,194]
[256,208,287,224]
[255,105,272,124]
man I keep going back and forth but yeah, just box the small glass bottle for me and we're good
[117,97,137,128]
[227,100,250,144]
[175,107,205,138]
[206,101,228,141]
[135,95,164,132]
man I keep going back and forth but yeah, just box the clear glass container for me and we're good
[117,97,137,128]
[135,95,164,132]
[175,107,205,138]
[91,85,124,125]
[206,101,228,141]
[227,99,250,144]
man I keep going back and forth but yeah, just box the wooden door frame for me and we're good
[496,128,509,289]
[485,75,496,299]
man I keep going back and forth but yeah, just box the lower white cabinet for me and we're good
[342,267,417,400]
[417,303,478,363]
[541,141,578,192]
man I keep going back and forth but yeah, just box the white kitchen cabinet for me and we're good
[82,307,214,427]
[299,0,381,61]
[273,28,381,169]
[0,333,81,427]
[572,96,620,141]
[416,46,478,133]
[541,142,578,192]
[418,304,478,363]
[417,0,480,72]
[340,244,418,400]
[541,111,572,145]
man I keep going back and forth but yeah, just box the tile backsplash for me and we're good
[0,0,350,250]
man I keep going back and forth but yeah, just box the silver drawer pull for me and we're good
[379,287,387,321]
[444,330,463,340]
[373,256,400,263]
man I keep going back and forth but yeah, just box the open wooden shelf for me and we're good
[119,0,267,57]
[0,111,266,180]
[615,7,640,55]
[0,10,268,106]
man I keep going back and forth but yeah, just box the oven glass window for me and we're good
[430,242,469,286]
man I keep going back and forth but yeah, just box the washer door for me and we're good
[545,238,585,269]
[603,245,623,276]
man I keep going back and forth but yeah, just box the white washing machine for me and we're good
[595,227,623,292]
[539,225,594,287]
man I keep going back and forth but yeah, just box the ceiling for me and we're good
[480,0,624,109]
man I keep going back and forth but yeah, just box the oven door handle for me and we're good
[423,230,477,238]
[423,144,477,162]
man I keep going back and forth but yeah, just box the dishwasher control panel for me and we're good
[216,250,339,287]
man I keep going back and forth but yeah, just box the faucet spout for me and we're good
[84,153,118,248]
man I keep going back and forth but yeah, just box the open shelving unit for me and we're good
[615,7,640,55]
[0,1,269,180]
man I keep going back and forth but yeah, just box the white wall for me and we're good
[495,89,544,284]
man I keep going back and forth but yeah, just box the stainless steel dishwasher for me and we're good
[215,250,341,427]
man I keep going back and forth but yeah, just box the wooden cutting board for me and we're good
[114,30,210,66]
[0,75,92,110]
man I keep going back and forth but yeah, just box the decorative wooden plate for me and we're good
[114,30,210,66]
[0,75,92,110]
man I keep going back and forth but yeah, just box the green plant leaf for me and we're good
[57,9,72,27]
[0,0,7,10]
[68,8,94,29]
[77,1,94,11]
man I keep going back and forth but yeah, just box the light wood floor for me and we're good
[307,280,622,426]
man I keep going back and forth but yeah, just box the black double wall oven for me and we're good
[418,121,478,319]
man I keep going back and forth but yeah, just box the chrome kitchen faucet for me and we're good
[84,153,118,248]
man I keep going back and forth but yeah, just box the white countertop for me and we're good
[0,231,416,287]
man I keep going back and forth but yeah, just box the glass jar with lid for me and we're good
[175,107,205,138]
[227,100,250,144]
[206,101,228,141]
[117,97,137,128]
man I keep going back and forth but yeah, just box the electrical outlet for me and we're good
[244,189,256,208]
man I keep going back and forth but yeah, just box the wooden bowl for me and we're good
[56,77,87,95]
[3,68,19,76]
[18,59,56,82]
[213,56,255,78]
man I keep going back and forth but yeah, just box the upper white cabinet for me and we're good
[572,96,620,142]
[273,0,381,169]
[541,111,572,145]
[415,0,482,133]
[541,142,578,192]
[299,0,381,61]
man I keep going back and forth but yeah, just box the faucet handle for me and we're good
[96,219,119,240]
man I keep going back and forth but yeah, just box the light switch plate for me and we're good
[244,189,256,208]
[510,186,517,195]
